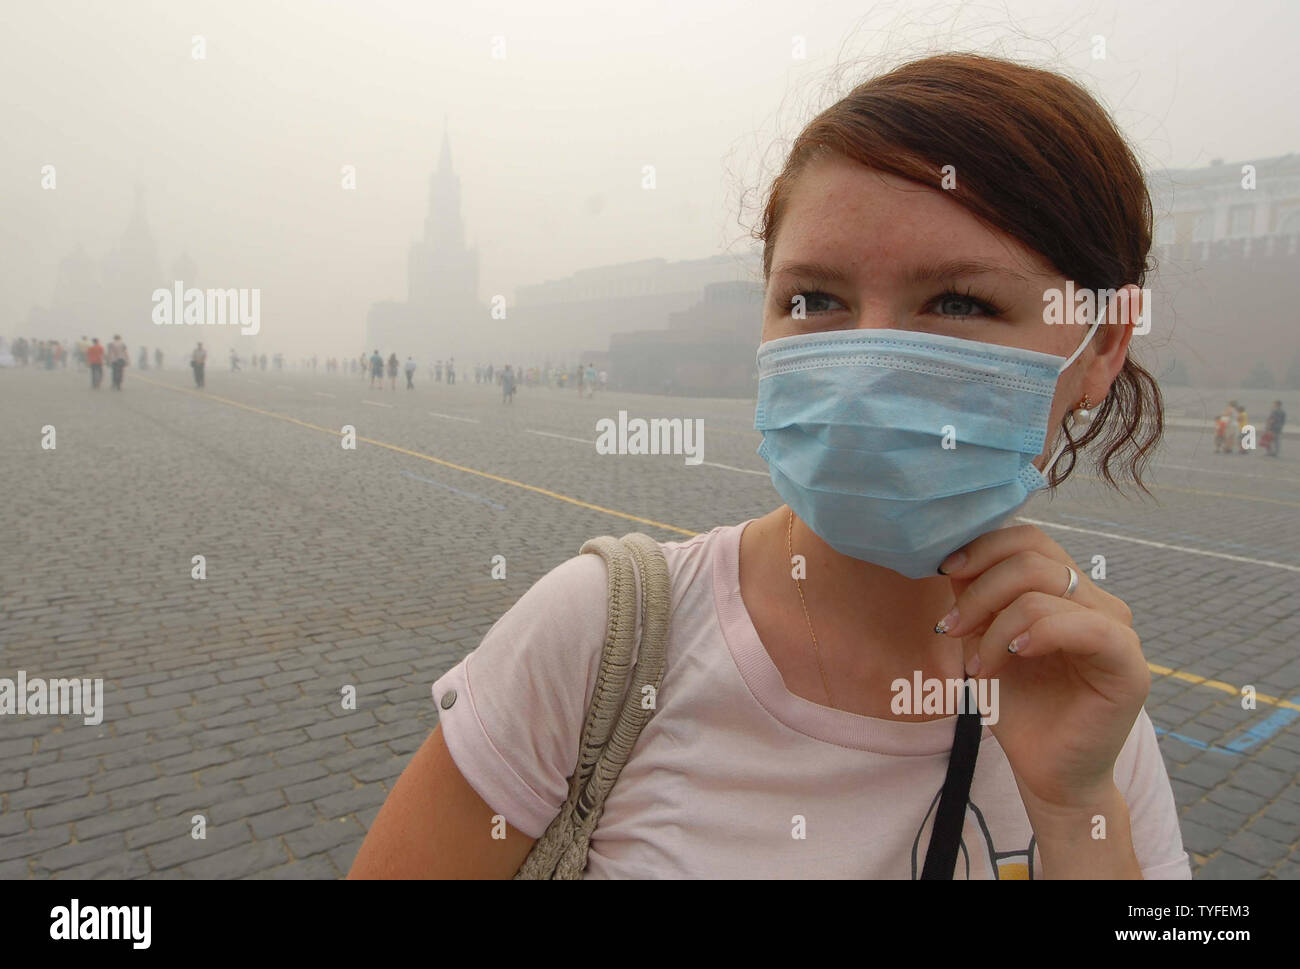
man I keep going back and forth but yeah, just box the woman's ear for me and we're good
[1084,283,1141,399]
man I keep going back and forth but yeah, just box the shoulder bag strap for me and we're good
[514,533,670,879]
[572,533,670,824]
[919,680,982,879]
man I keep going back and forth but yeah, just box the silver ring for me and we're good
[1062,566,1079,600]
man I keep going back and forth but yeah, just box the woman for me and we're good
[351,53,1187,879]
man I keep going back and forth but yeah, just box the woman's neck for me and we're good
[738,506,965,713]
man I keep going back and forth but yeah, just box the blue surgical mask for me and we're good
[754,313,1103,579]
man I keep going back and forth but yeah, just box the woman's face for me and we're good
[762,152,1129,468]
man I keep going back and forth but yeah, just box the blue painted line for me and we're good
[399,470,506,510]
[1152,726,1235,755]
[1154,695,1300,757]
[1220,697,1300,753]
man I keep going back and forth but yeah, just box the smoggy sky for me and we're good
[2,0,1295,358]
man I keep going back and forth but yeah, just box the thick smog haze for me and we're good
[2,0,1296,362]
[4,0,1300,894]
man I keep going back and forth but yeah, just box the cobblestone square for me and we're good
[1,366,1297,878]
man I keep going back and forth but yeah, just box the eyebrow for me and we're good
[769,259,1031,286]
[907,259,1031,286]
[768,261,852,285]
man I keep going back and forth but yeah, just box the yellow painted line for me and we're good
[1146,663,1300,712]
[137,375,1297,707]
[1075,473,1300,509]
[136,376,698,537]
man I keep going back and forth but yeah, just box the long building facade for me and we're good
[361,147,1300,395]
[1146,153,1300,388]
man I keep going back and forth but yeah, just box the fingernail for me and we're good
[938,550,967,574]
[966,655,981,677]
[1008,632,1028,654]
[934,607,959,635]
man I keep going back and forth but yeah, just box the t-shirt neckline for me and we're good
[711,518,991,756]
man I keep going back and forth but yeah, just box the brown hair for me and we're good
[756,52,1162,494]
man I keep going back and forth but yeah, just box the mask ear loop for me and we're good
[1040,296,1108,479]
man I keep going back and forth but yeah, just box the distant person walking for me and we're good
[370,349,383,388]
[138,346,149,371]
[447,356,456,385]
[191,342,207,388]
[502,364,516,404]
[230,349,241,372]
[106,335,128,390]
[405,356,417,389]
[1265,400,1286,457]
[436,360,443,383]
[387,352,399,390]
[585,363,597,397]
[86,338,104,389]
[155,347,163,370]
[1215,400,1239,455]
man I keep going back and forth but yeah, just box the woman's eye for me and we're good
[786,290,845,315]
[934,293,993,318]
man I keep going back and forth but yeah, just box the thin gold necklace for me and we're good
[787,506,835,708]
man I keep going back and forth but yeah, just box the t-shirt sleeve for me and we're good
[431,551,612,840]
[1114,707,1193,879]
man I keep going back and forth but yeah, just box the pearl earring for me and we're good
[1071,394,1096,429]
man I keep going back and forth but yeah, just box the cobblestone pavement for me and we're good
[1,365,1296,879]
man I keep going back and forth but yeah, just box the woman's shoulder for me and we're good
[657,520,746,566]
[443,522,746,734]
[491,521,746,652]
[515,521,743,610]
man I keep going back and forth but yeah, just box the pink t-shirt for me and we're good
[432,520,1192,879]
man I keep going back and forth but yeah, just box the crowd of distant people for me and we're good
[0,335,220,391]
[0,336,1288,455]
[3,337,613,405]
[3,335,159,390]
[346,351,608,403]
[1215,399,1287,457]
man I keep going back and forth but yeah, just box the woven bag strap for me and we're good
[572,533,671,825]
[513,533,671,879]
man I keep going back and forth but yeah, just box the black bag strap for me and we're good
[920,680,982,879]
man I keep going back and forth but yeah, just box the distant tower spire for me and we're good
[409,117,474,306]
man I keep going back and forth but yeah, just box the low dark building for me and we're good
[610,280,763,397]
